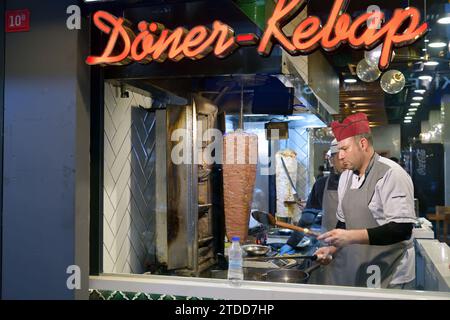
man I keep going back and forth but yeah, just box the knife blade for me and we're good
[280,156,298,198]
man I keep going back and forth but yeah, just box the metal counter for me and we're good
[89,273,450,300]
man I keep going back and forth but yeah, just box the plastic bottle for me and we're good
[227,236,244,286]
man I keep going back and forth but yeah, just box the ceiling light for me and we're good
[405,116,413,120]
[422,48,427,52]
[412,96,424,101]
[424,39,429,43]
[424,61,439,66]
[344,78,357,84]
[437,15,450,25]
[429,40,447,48]
[410,102,421,106]
[414,89,426,94]
[409,108,418,112]
[407,112,415,116]
[418,75,433,81]
[404,120,412,123]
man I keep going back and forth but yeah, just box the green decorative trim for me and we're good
[89,289,219,301]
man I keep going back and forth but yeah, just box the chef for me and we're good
[315,113,416,289]
[280,139,344,255]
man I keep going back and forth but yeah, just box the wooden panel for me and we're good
[339,82,388,127]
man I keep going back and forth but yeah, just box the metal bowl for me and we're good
[263,269,310,284]
[241,244,270,256]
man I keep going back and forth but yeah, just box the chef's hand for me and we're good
[280,244,295,255]
[317,229,369,247]
[314,246,336,265]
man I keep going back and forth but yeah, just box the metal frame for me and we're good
[89,20,105,276]
[85,0,281,276]
[187,99,198,272]
[89,272,450,300]
[155,109,168,265]
[164,103,196,271]
[0,0,4,298]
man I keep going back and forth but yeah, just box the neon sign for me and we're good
[86,0,427,70]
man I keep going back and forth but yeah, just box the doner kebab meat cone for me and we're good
[222,130,258,243]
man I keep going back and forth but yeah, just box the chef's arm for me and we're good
[318,228,369,246]
[334,221,369,243]
[319,222,413,247]
[367,222,413,245]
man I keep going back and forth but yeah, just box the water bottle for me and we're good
[227,236,243,286]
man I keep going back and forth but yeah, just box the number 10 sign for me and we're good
[5,9,30,33]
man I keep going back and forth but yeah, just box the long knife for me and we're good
[280,156,298,200]
[244,255,318,261]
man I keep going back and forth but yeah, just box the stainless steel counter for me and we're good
[415,239,450,292]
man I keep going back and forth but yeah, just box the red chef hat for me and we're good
[331,113,371,142]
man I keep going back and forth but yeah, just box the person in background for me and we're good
[315,113,416,289]
[390,156,408,172]
[280,139,344,255]
[316,165,325,180]
[389,157,399,164]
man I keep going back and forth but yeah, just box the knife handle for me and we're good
[275,220,320,237]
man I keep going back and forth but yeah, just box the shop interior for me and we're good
[87,0,450,293]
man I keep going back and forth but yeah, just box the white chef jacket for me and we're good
[336,156,416,285]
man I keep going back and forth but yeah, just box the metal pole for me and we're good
[239,81,244,130]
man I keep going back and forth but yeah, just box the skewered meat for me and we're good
[222,130,258,242]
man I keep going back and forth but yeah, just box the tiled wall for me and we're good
[243,122,311,223]
[103,83,156,274]
[287,126,311,201]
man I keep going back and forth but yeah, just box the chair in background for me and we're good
[426,206,450,244]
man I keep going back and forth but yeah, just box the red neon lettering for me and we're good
[86,11,237,65]
[257,0,427,70]
[86,0,427,71]
[130,21,152,63]
[347,12,378,47]
[377,7,428,69]
[212,21,238,58]
[236,34,257,43]
[292,17,321,51]
[324,13,351,50]
[86,12,133,65]
[183,26,209,58]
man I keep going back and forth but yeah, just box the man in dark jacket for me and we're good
[280,139,344,254]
